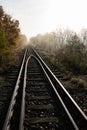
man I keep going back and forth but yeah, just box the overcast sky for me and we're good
[0,0,87,39]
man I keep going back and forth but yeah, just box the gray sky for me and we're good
[0,0,87,39]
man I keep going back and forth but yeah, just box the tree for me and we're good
[0,29,7,65]
[2,14,20,45]
[64,34,86,73]
[0,6,21,72]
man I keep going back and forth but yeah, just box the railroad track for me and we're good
[34,48,87,114]
[0,48,26,129]
[1,46,87,130]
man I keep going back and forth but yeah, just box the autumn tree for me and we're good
[0,6,21,72]
[16,34,27,49]
[2,14,20,45]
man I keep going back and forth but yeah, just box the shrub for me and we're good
[70,77,86,90]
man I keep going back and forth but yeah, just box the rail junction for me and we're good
[1,46,87,130]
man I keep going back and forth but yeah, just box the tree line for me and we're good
[30,29,87,74]
[0,6,27,73]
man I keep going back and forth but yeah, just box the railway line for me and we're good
[34,48,87,115]
[0,48,26,129]
[1,46,87,130]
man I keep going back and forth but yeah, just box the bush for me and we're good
[70,77,78,84]
[70,77,86,90]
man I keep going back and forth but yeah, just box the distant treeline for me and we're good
[0,6,27,73]
[30,29,87,74]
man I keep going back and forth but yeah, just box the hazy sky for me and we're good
[0,0,87,38]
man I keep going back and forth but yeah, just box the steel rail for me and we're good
[32,48,87,130]
[19,54,79,130]
[31,55,79,130]
[2,48,27,130]
[3,47,87,130]
[19,55,31,130]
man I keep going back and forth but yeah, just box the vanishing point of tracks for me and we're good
[1,46,87,130]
